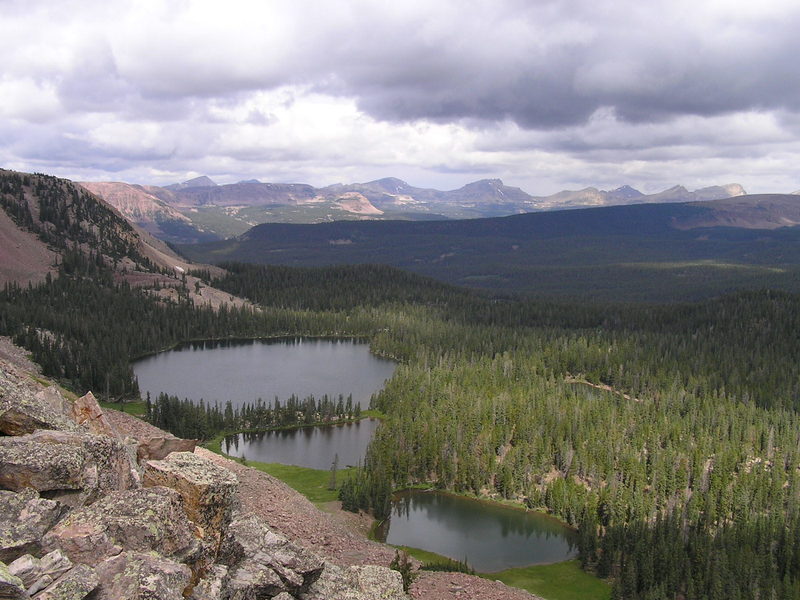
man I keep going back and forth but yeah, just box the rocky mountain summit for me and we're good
[0,348,408,600]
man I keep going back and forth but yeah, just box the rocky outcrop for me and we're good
[0,430,138,506]
[42,487,202,568]
[92,552,190,600]
[69,392,117,438]
[0,490,66,563]
[217,512,324,597]
[0,349,413,600]
[143,452,238,550]
[300,562,407,600]
[0,561,27,600]
[7,550,72,595]
[30,563,98,600]
[0,375,80,436]
[137,436,198,461]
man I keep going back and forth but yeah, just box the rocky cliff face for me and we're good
[0,353,408,600]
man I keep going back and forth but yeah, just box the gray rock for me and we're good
[69,393,118,439]
[0,561,27,600]
[8,551,71,593]
[93,552,190,600]
[143,452,238,550]
[188,564,227,600]
[33,563,98,600]
[42,487,202,568]
[300,563,408,600]
[218,513,323,596]
[137,437,197,463]
[0,374,80,436]
[0,490,66,563]
[0,437,84,493]
[0,431,138,506]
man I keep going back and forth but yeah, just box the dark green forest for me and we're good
[180,203,800,301]
[3,172,800,599]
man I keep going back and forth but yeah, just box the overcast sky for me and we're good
[2,0,800,195]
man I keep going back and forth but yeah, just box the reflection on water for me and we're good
[133,337,396,408]
[380,490,576,572]
[224,418,379,470]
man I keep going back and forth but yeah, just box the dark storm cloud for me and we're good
[322,1,800,128]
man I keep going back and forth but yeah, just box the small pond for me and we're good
[223,418,379,470]
[379,490,577,572]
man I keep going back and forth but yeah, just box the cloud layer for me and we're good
[2,0,800,193]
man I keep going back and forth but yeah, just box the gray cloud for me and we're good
[2,0,800,193]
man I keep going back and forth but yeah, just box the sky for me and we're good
[2,0,800,195]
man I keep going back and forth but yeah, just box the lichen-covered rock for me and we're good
[69,392,117,439]
[188,564,228,600]
[300,563,408,600]
[8,550,72,595]
[0,436,84,493]
[136,437,197,462]
[32,563,97,600]
[0,431,138,506]
[143,452,237,549]
[42,487,202,568]
[0,561,27,600]
[0,371,80,436]
[0,490,66,563]
[218,513,323,597]
[93,552,190,600]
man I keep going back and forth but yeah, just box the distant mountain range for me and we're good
[179,193,800,302]
[80,176,747,244]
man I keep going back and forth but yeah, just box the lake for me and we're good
[223,418,379,470]
[133,337,396,409]
[379,490,577,572]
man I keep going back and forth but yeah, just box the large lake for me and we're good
[379,490,577,572]
[133,337,396,409]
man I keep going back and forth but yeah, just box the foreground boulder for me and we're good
[218,513,324,597]
[0,430,138,506]
[42,487,202,568]
[0,372,80,436]
[300,563,408,600]
[137,436,198,462]
[0,561,27,600]
[31,563,98,600]
[0,490,66,563]
[7,550,72,595]
[143,452,238,550]
[69,392,118,438]
[93,552,191,600]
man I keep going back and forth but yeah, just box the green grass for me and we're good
[488,560,611,600]
[100,400,147,417]
[246,461,353,504]
[396,546,610,600]
[206,434,353,505]
[394,545,454,564]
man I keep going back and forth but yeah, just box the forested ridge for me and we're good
[207,264,800,599]
[3,174,800,599]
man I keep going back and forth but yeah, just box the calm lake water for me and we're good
[133,337,396,409]
[380,490,577,572]
[223,418,379,470]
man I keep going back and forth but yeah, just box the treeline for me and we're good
[0,170,154,268]
[147,392,361,440]
[0,255,379,399]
